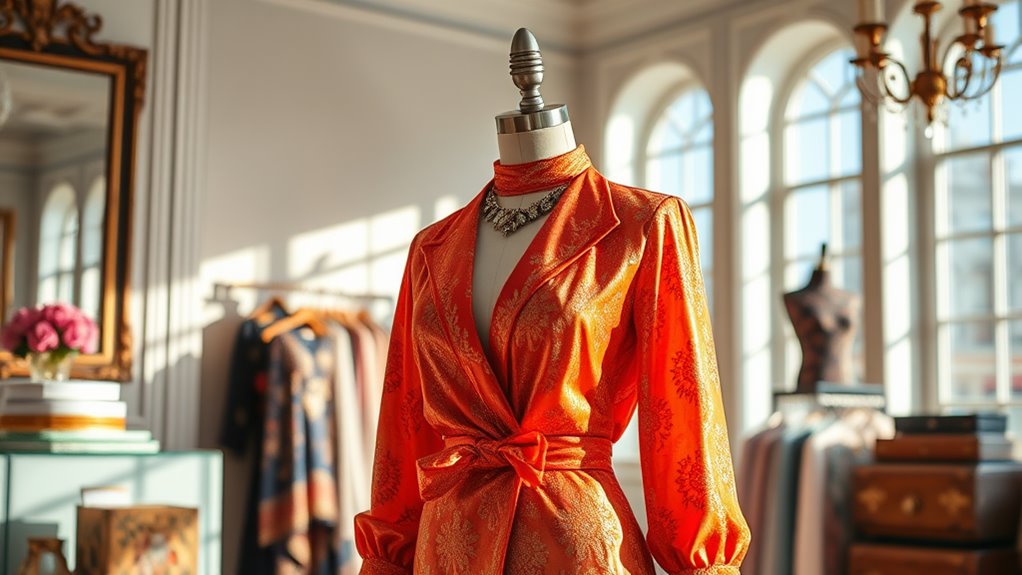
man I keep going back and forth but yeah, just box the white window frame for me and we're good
[929,11,1022,414]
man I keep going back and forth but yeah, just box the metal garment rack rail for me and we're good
[773,382,888,411]
[212,281,395,304]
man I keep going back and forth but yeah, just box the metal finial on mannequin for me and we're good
[495,28,570,135]
[510,28,544,112]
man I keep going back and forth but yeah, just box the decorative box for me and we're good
[74,505,198,575]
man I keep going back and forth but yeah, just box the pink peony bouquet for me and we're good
[1,303,98,358]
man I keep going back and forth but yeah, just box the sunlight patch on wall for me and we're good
[433,195,461,221]
[288,218,370,280]
[199,245,271,324]
[370,206,420,254]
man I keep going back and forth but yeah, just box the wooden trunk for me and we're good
[852,462,1022,544]
[849,543,1019,575]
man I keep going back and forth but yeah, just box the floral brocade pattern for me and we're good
[353,147,750,575]
[435,509,478,572]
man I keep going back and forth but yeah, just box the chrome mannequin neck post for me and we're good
[495,28,575,165]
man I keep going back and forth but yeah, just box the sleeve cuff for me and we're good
[676,567,742,575]
[359,557,411,575]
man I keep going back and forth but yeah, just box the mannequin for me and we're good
[354,27,749,575]
[472,28,576,351]
[783,244,861,392]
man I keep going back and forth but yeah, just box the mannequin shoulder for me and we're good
[605,180,694,230]
[607,180,672,216]
[411,205,469,247]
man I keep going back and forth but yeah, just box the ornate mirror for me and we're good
[0,0,146,380]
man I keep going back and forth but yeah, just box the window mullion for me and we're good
[993,145,1011,403]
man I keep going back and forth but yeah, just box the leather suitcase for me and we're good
[853,462,1022,543]
[875,434,1014,463]
[849,543,1019,575]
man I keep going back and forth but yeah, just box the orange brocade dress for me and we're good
[354,146,750,574]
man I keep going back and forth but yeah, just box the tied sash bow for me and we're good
[416,431,613,501]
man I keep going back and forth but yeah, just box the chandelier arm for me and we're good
[855,67,886,106]
[942,37,973,100]
[948,53,974,100]
[965,54,1003,100]
[879,58,915,105]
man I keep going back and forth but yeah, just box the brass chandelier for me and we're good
[851,0,1005,125]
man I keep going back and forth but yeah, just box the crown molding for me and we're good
[575,0,723,50]
[314,0,726,53]
[319,0,580,53]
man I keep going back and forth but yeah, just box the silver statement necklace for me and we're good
[482,184,568,237]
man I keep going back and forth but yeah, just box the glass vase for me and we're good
[28,350,77,382]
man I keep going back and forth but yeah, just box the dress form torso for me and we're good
[473,122,576,352]
[782,268,860,391]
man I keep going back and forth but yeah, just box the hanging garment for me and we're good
[220,309,285,575]
[761,422,820,575]
[329,320,368,575]
[354,146,750,574]
[737,422,786,575]
[259,329,342,574]
[348,319,382,467]
[793,411,893,575]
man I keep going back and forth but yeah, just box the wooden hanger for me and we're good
[323,308,356,326]
[261,308,329,343]
[249,295,290,325]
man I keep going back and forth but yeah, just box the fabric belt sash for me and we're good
[416,430,614,501]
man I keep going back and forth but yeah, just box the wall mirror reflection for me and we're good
[0,58,110,329]
[0,0,148,381]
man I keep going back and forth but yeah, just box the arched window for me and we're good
[646,88,715,306]
[932,1,1021,412]
[605,68,716,465]
[80,177,104,324]
[38,183,78,304]
[780,47,864,385]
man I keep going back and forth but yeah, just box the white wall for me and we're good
[197,1,580,572]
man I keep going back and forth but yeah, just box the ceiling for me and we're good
[0,59,109,141]
[325,0,724,52]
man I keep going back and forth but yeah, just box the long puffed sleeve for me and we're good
[633,197,751,574]
[354,247,444,575]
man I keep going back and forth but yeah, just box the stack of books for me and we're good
[850,413,1021,574]
[876,413,1013,462]
[0,379,158,453]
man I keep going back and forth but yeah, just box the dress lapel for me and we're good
[419,184,520,435]
[487,168,620,381]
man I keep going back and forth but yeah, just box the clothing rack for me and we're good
[773,382,887,411]
[213,281,394,304]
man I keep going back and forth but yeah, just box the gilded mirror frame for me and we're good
[0,0,147,381]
